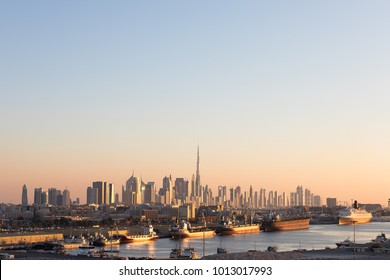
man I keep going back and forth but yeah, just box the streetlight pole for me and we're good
[352,221,356,260]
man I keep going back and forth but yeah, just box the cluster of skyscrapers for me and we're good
[21,184,73,206]
[20,147,327,208]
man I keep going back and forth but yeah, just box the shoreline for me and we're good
[3,247,390,260]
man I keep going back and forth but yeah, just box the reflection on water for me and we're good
[72,223,390,259]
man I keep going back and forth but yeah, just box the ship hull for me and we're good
[262,218,310,232]
[116,234,158,243]
[170,230,216,239]
[338,217,372,225]
[216,225,260,235]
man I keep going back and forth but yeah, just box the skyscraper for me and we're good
[34,187,42,205]
[143,182,156,204]
[162,175,173,205]
[62,189,71,206]
[124,174,141,205]
[195,146,200,196]
[92,181,115,205]
[21,184,28,206]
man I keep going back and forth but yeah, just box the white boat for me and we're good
[169,221,216,239]
[338,201,372,225]
[113,224,158,243]
[372,233,389,243]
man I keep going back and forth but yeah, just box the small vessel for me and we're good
[267,245,278,252]
[169,245,199,259]
[372,233,389,243]
[217,247,228,254]
[336,237,353,247]
[338,201,372,225]
[169,220,216,239]
[114,224,158,243]
[261,214,310,232]
[217,240,228,254]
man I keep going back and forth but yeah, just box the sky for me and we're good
[1,1,389,205]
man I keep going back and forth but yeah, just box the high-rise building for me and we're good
[174,178,186,203]
[144,182,155,204]
[250,185,254,205]
[34,187,42,205]
[93,182,105,204]
[163,175,173,205]
[87,186,98,204]
[195,146,201,197]
[259,188,266,208]
[92,181,114,205]
[107,183,115,204]
[21,184,28,206]
[62,189,71,206]
[326,197,337,208]
[48,188,60,205]
[296,186,304,206]
[125,174,141,205]
[313,195,322,207]
[41,191,48,205]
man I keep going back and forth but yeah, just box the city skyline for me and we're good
[1,1,389,205]
[16,178,336,209]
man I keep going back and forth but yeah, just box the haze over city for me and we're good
[1,1,389,205]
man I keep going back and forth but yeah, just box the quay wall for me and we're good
[0,233,64,245]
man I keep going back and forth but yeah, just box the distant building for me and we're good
[34,188,42,205]
[326,197,337,208]
[313,195,322,207]
[48,188,60,205]
[143,182,155,204]
[162,175,173,205]
[41,191,48,204]
[92,181,115,205]
[123,174,141,205]
[87,186,98,204]
[62,189,71,206]
[21,184,28,206]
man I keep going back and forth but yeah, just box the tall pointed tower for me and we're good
[195,146,200,196]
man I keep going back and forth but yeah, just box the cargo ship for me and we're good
[261,215,310,232]
[169,221,216,239]
[113,224,158,243]
[215,220,260,235]
[338,200,372,225]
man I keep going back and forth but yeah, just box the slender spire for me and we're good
[195,146,200,193]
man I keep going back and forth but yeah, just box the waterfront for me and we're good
[66,222,390,259]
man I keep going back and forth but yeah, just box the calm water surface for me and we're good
[71,222,390,259]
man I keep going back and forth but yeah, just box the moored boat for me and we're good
[92,234,121,247]
[169,221,216,239]
[261,215,310,232]
[336,237,353,248]
[215,219,260,235]
[338,201,372,225]
[169,245,199,259]
[114,224,158,243]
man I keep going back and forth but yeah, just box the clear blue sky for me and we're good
[1,1,390,205]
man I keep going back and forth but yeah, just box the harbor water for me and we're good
[69,222,390,259]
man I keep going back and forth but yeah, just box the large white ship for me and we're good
[338,201,372,225]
